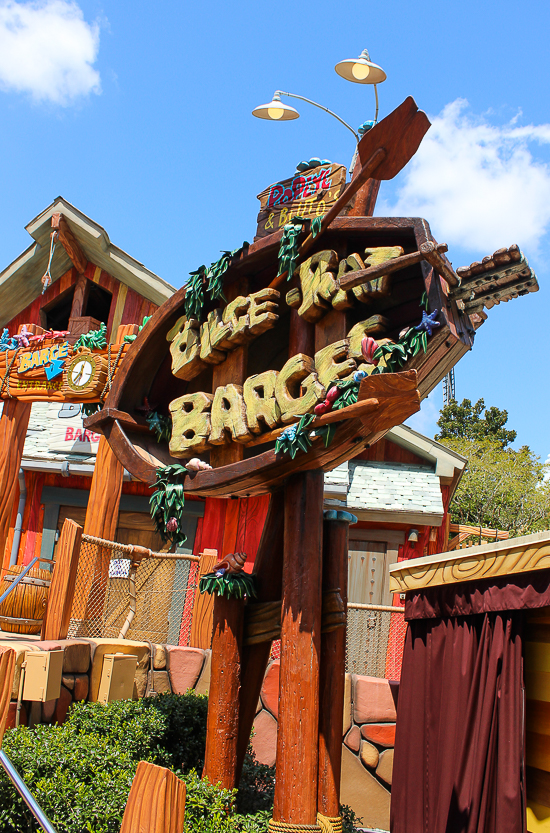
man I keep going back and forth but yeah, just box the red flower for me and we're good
[361,336,379,365]
[166,517,178,532]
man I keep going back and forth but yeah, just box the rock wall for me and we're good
[2,638,397,830]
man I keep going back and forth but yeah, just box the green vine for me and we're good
[184,243,248,322]
[277,216,307,278]
[314,422,337,448]
[311,215,323,238]
[149,464,188,548]
[123,315,152,343]
[74,323,107,352]
[274,412,315,458]
[146,411,172,443]
[371,328,427,374]
[199,571,257,600]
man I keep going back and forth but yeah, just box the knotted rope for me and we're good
[267,813,342,832]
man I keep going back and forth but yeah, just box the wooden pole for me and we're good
[202,592,245,790]
[84,435,124,540]
[0,400,32,571]
[41,518,83,640]
[272,469,324,826]
[235,490,285,778]
[318,514,351,820]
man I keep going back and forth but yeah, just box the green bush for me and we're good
[0,694,273,833]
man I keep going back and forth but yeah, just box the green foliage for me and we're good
[340,803,364,833]
[435,397,517,448]
[73,323,107,352]
[81,402,101,418]
[184,245,248,322]
[200,570,257,600]
[310,215,323,238]
[371,326,427,374]
[315,422,337,448]
[123,315,153,343]
[439,435,550,536]
[277,216,307,278]
[146,410,172,443]
[331,378,360,410]
[0,695,275,833]
[274,412,315,458]
[149,463,188,548]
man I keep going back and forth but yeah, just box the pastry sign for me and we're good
[18,341,70,380]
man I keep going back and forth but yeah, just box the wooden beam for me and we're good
[202,593,245,790]
[272,470,324,826]
[51,213,87,274]
[389,530,550,594]
[0,400,32,571]
[318,515,350,820]
[69,271,90,319]
[0,647,15,747]
[189,549,218,649]
[41,518,83,640]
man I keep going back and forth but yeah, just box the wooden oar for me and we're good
[269,96,431,290]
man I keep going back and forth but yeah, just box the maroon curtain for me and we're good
[391,610,525,833]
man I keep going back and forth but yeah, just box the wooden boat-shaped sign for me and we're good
[86,97,538,498]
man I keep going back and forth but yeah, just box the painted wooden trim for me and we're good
[39,502,61,566]
[350,508,443,526]
[349,528,405,545]
[40,487,205,517]
[389,530,550,593]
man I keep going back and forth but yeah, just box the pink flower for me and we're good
[166,517,178,532]
[361,336,379,365]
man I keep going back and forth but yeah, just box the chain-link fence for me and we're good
[67,534,200,645]
[346,603,407,681]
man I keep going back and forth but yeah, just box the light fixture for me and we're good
[252,91,358,140]
[252,92,299,122]
[334,48,387,85]
[407,529,419,544]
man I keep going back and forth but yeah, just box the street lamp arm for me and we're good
[275,91,359,141]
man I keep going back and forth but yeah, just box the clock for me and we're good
[65,353,99,394]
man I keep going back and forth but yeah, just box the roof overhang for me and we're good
[0,197,176,327]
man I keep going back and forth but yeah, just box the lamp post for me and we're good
[252,47,386,136]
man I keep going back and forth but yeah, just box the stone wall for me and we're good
[2,638,397,831]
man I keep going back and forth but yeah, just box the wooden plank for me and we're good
[0,647,15,747]
[389,530,550,593]
[69,272,90,319]
[527,730,550,772]
[189,549,218,649]
[273,470,324,826]
[108,283,127,343]
[527,672,550,705]
[41,518,83,640]
[120,760,186,833]
[52,215,88,274]
[527,700,550,737]
[84,436,124,540]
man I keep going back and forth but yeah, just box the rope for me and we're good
[317,814,343,833]
[41,231,58,293]
[99,341,126,400]
[80,533,199,562]
[268,821,319,832]
[0,347,20,399]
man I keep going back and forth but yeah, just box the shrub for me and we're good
[0,694,273,833]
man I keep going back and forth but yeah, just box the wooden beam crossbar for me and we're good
[51,214,88,275]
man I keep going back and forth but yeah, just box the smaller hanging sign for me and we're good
[255,162,347,239]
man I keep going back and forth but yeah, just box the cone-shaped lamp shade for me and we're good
[335,50,386,85]
[252,95,299,121]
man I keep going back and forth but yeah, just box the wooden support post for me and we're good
[69,272,90,319]
[0,400,32,572]
[189,549,219,649]
[41,518,83,640]
[202,593,245,790]
[318,514,351,820]
[273,470,324,826]
[84,436,124,541]
[235,490,285,778]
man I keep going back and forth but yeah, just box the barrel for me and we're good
[0,565,51,635]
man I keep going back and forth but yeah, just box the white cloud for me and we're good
[0,0,100,105]
[381,100,550,255]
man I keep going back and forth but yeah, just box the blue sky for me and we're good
[0,0,549,459]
